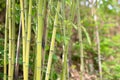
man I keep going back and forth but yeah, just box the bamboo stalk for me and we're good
[41,0,48,79]
[95,19,102,80]
[61,0,67,80]
[20,0,26,79]
[77,0,84,79]
[92,1,102,79]
[66,0,76,79]
[24,0,28,36]
[96,1,102,80]
[8,0,12,79]
[94,10,102,80]
[36,0,44,79]
[4,0,8,80]
[25,0,32,79]
[45,1,61,80]
[11,0,16,79]
[33,0,38,79]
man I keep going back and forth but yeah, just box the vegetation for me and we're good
[0,0,120,80]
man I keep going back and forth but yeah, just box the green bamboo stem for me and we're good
[35,0,44,79]
[96,1,102,80]
[91,1,102,79]
[11,0,15,79]
[61,0,67,80]
[65,0,76,79]
[8,0,12,79]
[20,0,26,79]
[95,18,102,80]
[24,0,28,36]
[33,1,38,79]
[94,10,102,80]
[41,0,48,79]
[45,1,61,80]
[25,0,32,80]
[4,0,8,80]
[77,0,84,79]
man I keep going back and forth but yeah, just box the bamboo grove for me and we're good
[3,0,104,80]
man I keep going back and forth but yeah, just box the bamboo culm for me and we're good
[8,0,12,79]
[35,0,44,79]
[4,0,8,80]
[45,1,61,80]
[76,0,84,79]
[20,0,26,79]
[11,0,16,79]
[61,0,67,80]
[25,0,32,80]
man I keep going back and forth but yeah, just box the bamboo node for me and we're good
[23,61,26,64]
[12,63,14,65]
[25,64,29,67]
[24,7,28,10]
[4,50,7,52]
[54,25,58,27]
[50,49,54,53]
[28,14,32,17]
[22,36,26,39]
[8,16,12,19]
[36,41,42,44]
[11,12,15,15]
[36,66,41,69]
[46,72,50,75]
[26,39,31,42]
[4,74,7,75]
[38,13,43,17]
[5,27,8,30]
[8,58,12,60]
[11,38,15,41]
[8,76,12,77]
[20,9,24,11]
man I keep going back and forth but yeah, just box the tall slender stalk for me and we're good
[92,1,102,79]
[77,0,84,79]
[35,0,44,79]
[66,0,76,79]
[8,0,12,79]
[41,0,49,79]
[61,0,67,80]
[25,0,32,79]
[95,17,102,80]
[96,1,102,80]
[11,0,16,79]
[20,0,26,79]
[4,0,8,80]
[33,0,38,79]
[24,0,28,36]
[45,1,61,80]
[94,9,102,80]
[24,0,28,33]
